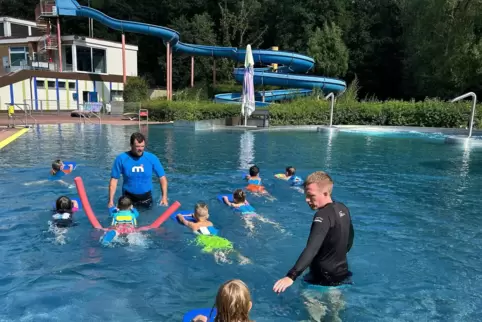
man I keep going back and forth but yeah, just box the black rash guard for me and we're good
[286,202,354,286]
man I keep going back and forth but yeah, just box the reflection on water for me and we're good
[239,130,255,170]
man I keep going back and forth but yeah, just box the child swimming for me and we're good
[101,196,140,245]
[222,189,284,234]
[274,166,304,193]
[110,196,139,234]
[191,279,254,322]
[177,202,250,264]
[245,165,262,185]
[284,166,304,186]
[52,196,77,228]
[26,160,75,188]
[51,159,74,176]
[244,165,275,200]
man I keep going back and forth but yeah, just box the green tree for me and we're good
[307,22,349,77]
[123,77,149,102]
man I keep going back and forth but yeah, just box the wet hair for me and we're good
[117,196,133,210]
[233,189,246,203]
[52,159,62,171]
[286,166,296,176]
[56,196,73,214]
[214,279,253,322]
[304,171,334,194]
[249,165,259,177]
[130,132,146,145]
[194,202,209,219]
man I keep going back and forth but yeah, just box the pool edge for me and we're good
[0,128,29,150]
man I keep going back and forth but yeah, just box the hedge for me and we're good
[142,97,481,128]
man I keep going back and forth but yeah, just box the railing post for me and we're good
[451,92,477,138]
[325,92,335,127]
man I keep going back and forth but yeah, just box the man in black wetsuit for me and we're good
[273,171,354,293]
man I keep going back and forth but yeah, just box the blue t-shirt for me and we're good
[111,151,165,195]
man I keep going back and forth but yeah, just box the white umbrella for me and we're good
[241,44,255,126]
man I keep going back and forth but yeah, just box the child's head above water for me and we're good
[194,202,209,221]
[117,196,133,211]
[56,196,73,214]
[52,159,63,172]
[233,189,246,203]
[249,165,259,177]
[215,279,252,322]
[286,166,296,176]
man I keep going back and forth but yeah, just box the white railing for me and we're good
[25,99,78,114]
[79,102,102,124]
[451,92,477,138]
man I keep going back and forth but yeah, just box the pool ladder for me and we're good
[451,92,477,138]
[5,103,37,128]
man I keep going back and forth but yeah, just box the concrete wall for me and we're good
[0,77,124,111]
[105,45,137,76]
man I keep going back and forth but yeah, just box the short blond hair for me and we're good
[304,171,333,194]
[194,202,209,219]
[215,279,252,322]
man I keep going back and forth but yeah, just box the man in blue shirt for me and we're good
[108,132,168,208]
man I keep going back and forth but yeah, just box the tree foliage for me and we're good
[4,0,482,100]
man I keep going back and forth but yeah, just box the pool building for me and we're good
[0,10,138,113]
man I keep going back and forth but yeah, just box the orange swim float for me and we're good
[246,184,266,193]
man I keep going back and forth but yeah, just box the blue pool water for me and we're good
[0,124,481,321]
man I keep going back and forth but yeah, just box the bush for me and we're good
[269,97,481,127]
[142,99,240,121]
[141,92,481,128]
[123,77,149,102]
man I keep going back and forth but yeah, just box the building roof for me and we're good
[0,35,138,51]
[0,17,38,27]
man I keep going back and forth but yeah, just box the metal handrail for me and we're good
[451,92,477,138]
[79,104,102,125]
[325,92,335,127]
[4,103,37,127]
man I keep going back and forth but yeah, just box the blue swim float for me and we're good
[171,210,196,223]
[217,194,256,215]
[171,210,220,235]
[183,308,217,322]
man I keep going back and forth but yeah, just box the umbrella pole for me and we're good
[244,107,248,127]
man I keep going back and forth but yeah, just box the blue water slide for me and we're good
[55,0,346,105]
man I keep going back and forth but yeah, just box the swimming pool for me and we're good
[0,124,480,321]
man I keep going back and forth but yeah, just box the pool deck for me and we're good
[0,112,172,127]
[0,127,30,149]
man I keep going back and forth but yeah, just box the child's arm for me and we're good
[58,180,74,188]
[131,208,140,219]
[176,214,195,229]
[222,196,233,207]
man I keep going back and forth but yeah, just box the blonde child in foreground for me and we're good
[191,279,254,322]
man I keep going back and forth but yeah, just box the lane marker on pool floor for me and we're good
[0,128,29,150]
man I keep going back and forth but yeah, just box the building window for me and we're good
[111,90,123,101]
[69,82,76,90]
[48,81,56,88]
[10,24,29,38]
[36,80,44,88]
[92,48,106,73]
[0,23,4,37]
[64,45,73,71]
[76,45,92,72]
[75,45,106,74]
[9,47,28,66]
